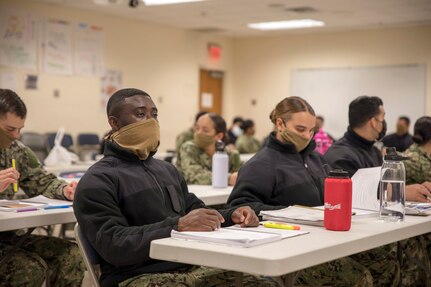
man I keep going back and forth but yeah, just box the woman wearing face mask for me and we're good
[176,113,241,185]
[228,97,401,287]
[228,97,325,212]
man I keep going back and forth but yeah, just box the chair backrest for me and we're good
[20,132,48,162]
[74,224,101,287]
[46,133,74,151]
[78,133,100,146]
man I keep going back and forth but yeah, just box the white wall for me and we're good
[0,0,235,152]
[2,0,431,150]
[231,26,431,140]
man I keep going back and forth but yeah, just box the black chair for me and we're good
[77,133,100,161]
[46,132,74,151]
[20,132,48,162]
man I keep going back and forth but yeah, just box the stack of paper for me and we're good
[260,206,324,226]
[171,228,282,247]
[227,225,309,239]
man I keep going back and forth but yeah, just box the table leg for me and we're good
[283,273,295,287]
[234,272,243,287]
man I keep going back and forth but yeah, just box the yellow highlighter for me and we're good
[263,221,301,231]
[12,159,18,192]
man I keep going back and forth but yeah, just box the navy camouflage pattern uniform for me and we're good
[403,143,431,286]
[235,134,261,154]
[175,127,194,152]
[0,140,85,287]
[176,140,242,185]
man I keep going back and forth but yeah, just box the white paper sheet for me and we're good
[352,167,381,211]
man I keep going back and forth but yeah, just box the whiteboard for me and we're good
[291,64,426,139]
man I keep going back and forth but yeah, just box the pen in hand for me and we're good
[12,159,18,193]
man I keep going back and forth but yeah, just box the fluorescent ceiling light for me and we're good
[248,19,325,30]
[143,0,206,6]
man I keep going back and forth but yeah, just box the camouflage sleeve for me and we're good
[404,150,428,185]
[18,144,67,199]
[228,150,242,173]
[177,142,212,185]
[175,129,193,152]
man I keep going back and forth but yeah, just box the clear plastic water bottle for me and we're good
[212,141,228,188]
[379,147,406,222]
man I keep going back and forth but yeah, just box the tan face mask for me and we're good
[194,132,215,150]
[0,128,15,149]
[280,128,312,152]
[110,118,160,160]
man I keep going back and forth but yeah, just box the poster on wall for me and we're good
[74,23,105,77]
[100,70,122,110]
[0,10,37,70]
[41,18,73,75]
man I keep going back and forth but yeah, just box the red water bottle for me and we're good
[324,169,352,231]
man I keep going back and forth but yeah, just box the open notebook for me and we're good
[171,228,282,248]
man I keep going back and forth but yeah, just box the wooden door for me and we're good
[199,69,223,115]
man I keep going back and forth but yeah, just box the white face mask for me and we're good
[232,125,243,137]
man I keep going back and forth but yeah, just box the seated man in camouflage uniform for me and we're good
[176,113,242,185]
[74,88,279,287]
[0,89,85,286]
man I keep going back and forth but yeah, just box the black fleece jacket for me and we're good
[227,132,328,214]
[324,127,383,177]
[74,141,236,287]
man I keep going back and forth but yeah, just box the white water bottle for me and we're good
[212,141,228,188]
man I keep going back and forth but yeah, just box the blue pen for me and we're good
[44,205,70,210]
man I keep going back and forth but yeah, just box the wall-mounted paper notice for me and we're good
[0,10,37,70]
[201,92,213,108]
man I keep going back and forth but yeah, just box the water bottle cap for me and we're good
[384,147,408,161]
[215,140,226,152]
[328,169,350,178]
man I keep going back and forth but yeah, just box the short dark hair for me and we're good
[348,96,383,129]
[207,113,227,135]
[195,111,207,123]
[241,119,254,131]
[398,116,410,126]
[232,117,243,125]
[0,89,27,119]
[412,116,431,145]
[107,88,150,117]
[316,116,324,122]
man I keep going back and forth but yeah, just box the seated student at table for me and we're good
[228,96,399,287]
[175,111,207,152]
[226,116,243,145]
[176,113,241,185]
[235,119,261,154]
[324,96,431,202]
[324,95,430,286]
[403,116,431,263]
[403,116,431,192]
[0,89,84,286]
[74,88,278,287]
[382,116,414,152]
